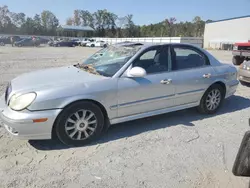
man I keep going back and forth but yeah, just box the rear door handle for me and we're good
[160,79,172,84]
[203,73,211,78]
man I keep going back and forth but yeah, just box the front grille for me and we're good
[5,83,12,104]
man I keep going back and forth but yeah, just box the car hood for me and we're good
[11,65,104,93]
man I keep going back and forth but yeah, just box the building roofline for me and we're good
[207,15,250,24]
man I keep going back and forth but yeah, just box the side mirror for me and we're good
[127,67,146,77]
[232,130,250,177]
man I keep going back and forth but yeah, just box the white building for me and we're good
[204,16,250,49]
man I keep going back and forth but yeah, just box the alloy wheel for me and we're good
[65,110,97,140]
[205,89,221,111]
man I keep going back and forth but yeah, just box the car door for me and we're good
[117,45,175,117]
[170,44,216,106]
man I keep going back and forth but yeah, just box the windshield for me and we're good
[80,45,141,77]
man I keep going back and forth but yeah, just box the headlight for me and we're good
[233,46,238,50]
[9,92,36,111]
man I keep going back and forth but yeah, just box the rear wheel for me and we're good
[233,56,244,65]
[54,101,104,146]
[91,44,95,47]
[197,84,224,114]
[0,42,5,46]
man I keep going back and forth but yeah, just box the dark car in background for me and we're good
[53,39,79,47]
[37,37,50,44]
[0,36,21,46]
[15,38,40,47]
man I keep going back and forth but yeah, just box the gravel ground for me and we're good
[0,47,249,188]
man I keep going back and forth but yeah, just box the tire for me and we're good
[197,84,224,114]
[54,101,104,146]
[0,42,5,46]
[91,44,95,47]
[233,56,244,65]
[103,44,107,48]
[72,44,76,47]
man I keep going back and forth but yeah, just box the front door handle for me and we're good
[160,79,172,84]
[203,73,211,78]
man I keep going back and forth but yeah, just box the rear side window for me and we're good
[172,46,208,70]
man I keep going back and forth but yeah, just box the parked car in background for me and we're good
[14,38,40,47]
[71,38,82,46]
[37,37,50,44]
[48,39,54,46]
[81,38,95,46]
[0,43,239,146]
[86,40,108,48]
[232,42,250,65]
[238,61,250,85]
[53,39,79,47]
[0,36,21,46]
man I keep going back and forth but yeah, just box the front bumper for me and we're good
[232,50,250,57]
[238,68,250,83]
[0,94,62,140]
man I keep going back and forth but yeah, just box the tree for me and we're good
[73,10,81,26]
[0,5,13,33]
[124,14,136,37]
[10,12,26,28]
[66,17,74,25]
[164,17,177,37]
[0,4,207,38]
[41,10,59,35]
[21,17,35,35]
[193,16,205,37]
[80,10,94,28]
[33,14,42,34]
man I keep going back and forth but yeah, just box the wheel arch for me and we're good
[52,99,110,139]
[207,81,226,98]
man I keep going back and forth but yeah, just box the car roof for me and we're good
[112,42,200,49]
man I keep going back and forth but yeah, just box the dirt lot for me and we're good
[0,47,249,188]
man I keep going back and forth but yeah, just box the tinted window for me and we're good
[133,47,169,74]
[172,46,207,70]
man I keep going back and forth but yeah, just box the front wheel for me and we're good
[54,101,104,146]
[197,84,224,114]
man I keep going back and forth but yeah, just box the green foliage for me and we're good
[0,5,207,38]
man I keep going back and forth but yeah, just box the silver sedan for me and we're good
[0,43,239,146]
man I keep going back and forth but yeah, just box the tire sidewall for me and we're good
[199,84,224,114]
[55,101,104,146]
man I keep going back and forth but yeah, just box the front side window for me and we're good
[77,45,141,77]
[172,46,208,71]
[132,46,169,74]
